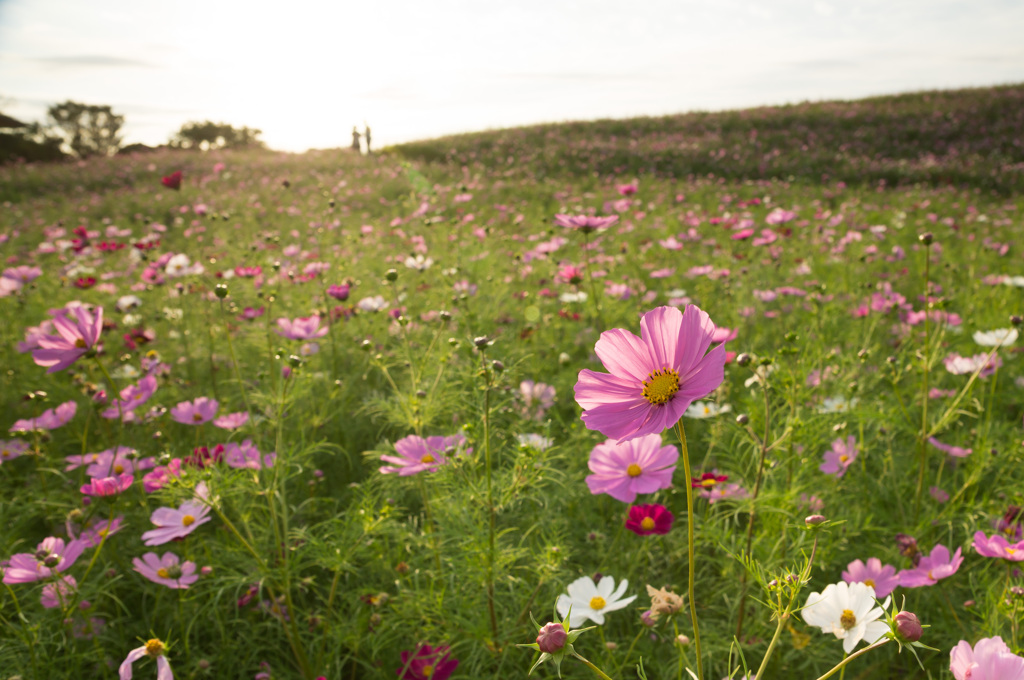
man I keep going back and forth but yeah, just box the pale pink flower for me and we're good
[585,434,678,503]
[31,306,104,373]
[141,484,212,546]
[170,397,218,425]
[132,552,199,589]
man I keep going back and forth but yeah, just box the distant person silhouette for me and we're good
[351,126,361,152]
[364,124,372,154]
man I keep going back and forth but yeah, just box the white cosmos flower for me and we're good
[404,254,433,271]
[973,328,1018,347]
[801,581,890,654]
[818,396,858,414]
[556,575,636,627]
[684,401,732,419]
[559,291,588,304]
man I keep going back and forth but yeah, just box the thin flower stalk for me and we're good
[813,638,890,680]
[481,348,499,643]
[914,237,932,523]
[676,420,703,680]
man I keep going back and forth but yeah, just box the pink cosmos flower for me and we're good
[222,440,275,469]
[0,439,30,464]
[71,516,125,548]
[143,459,183,493]
[950,636,1024,680]
[397,644,459,680]
[120,638,173,680]
[698,482,750,503]
[842,557,900,598]
[41,575,77,608]
[102,375,158,420]
[327,283,350,300]
[276,316,328,340]
[574,305,727,443]
[898,544,963,588]
[3,265,43,284]
[379,434,467,476]
[928,436,972,458]
[820,436,858,477]
[10,400,77,432]
[213,411,249,429]
[133,552,199,589]
[141,484,212,546]
[31,306,104,373]
[585,433,678,503]
[625,504,674,535]
[554,214,619,233]
[972,531,1024,562]
[81,473,134,496]
[84,447,153,478]
[170,397,219,425]
[520,380,555,420]
[765,208,797,225]
[2,537,86,584]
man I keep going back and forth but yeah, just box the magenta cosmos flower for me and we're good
[41,575,77,608]
[141,484,212,546]
[928,436,972,458]
[625,504,674,535]
[31,305,104,373]
[169,397,218,425]
[276,316,328,340]
[820,436,857,477]
[586,433,678,503]
[842,557,900,598]
[133,552,199,589]
[972,531,1024,562]
[397,643,459,680]
[213,411,249,429]
[950,636,1024,680]
[102,375,158,420]
[898,544,963,588]
[380,434,466,476]
[3,537,86,584]
[120,638,173,680]
[574,305,727,443]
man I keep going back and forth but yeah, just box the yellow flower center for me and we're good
[157,568,170,578]
[75,338,87,349]
[422,665,434,678]
[1008,548,1017,555]
[1,449,9,458]
[626,463,643,478]
[144,639,165,657]
[840,609,857,630]
[589,596,607,610]
[421,454,435,464]
[641,368,680,406]
[192,413,203,422]
[640,517,656,531]
[839,454,849,463]
[863,579,875,588]
[114,464,124,474]
[701,478,717,487]
[182,515,195,527]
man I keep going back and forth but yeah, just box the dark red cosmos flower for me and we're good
[625,504,674,535]
[691,472,728,489]
[161,171,183,190]
[74,276,97,289]
[397,644,458,680]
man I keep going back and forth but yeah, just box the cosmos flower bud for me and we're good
[918,232,933,245]
[894,610,922,642]
[536,622,567,653]
[805,514,826,527]
[736,353,752,366]
[736,414,750,425]
[385,269,398,282]
[214,284,228,299]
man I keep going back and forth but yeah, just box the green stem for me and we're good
[813,639,889,680]
[914,242,931,523]
[482,356,499,643]
[676,421,703,680]
[580,229,604,329]
[573,652,615,680]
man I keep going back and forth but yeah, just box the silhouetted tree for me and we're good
[170,121,265,150]
[46,101,124,158]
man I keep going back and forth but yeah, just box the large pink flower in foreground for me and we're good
[574,306,727,443]
[950,636,1024,680]
[972,531,1024,562]
[585,434,678,503]
[31,306,104,373]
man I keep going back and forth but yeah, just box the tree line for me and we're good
[1,99,265,163]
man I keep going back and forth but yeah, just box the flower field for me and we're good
[2,84,1024,679]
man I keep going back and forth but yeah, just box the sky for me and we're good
[1,0,1023,152]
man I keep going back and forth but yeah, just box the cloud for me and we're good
[32,55,155,68]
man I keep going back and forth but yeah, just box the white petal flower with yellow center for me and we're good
[801,581,890,654]
[683,401,732,419]
[973,327,1018,347]
[556,575,636,627]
